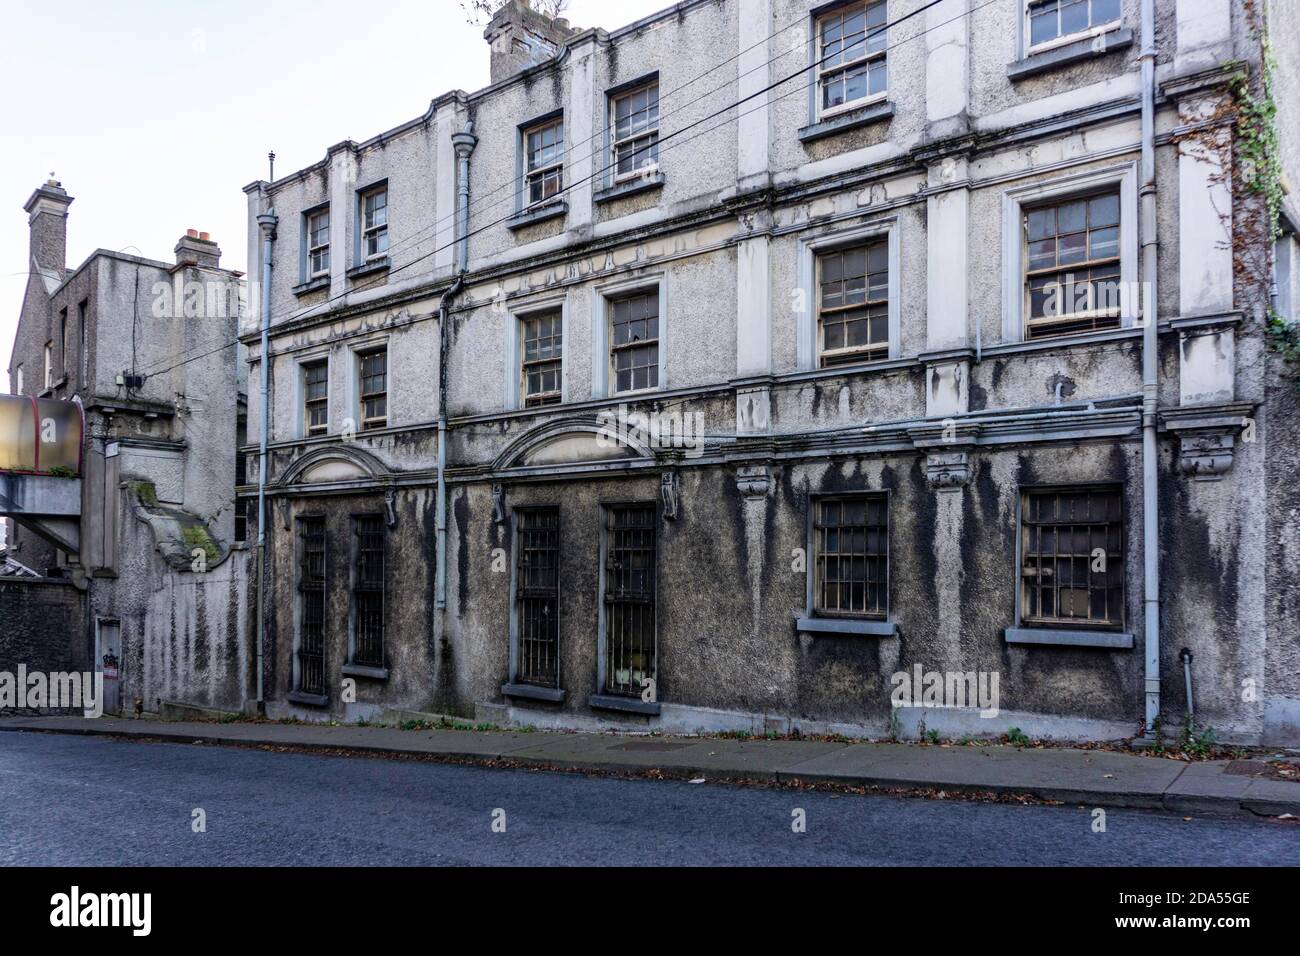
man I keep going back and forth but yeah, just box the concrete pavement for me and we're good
[1,715,1297,818]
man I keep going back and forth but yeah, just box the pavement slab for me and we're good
[1,716,1295,818]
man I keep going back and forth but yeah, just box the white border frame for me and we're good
[504,292,570,411]
[795,216,902,371]
[1000,161,1139,345]
[347,336,391,431]
[1021,0,1123,58]
[812,0,889,124]
[590,272,669,399]
[293,348,332,440]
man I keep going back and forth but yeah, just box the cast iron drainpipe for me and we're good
[434,273,463,612]
[254,204,278,711]
[1180,647,1195,730]
[437,121,477,612]
[1139,0,1161,736]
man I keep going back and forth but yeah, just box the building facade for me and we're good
[242,0,1300,744]
[4,181,251,716]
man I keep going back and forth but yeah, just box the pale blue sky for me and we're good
[0,0,668,389]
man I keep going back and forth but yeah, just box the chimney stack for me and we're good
[23,175,73,273]
[484,1,576,84]
[175,229,222,269]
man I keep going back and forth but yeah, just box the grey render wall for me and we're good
[241,0,1298,743]
[0,578,88,713]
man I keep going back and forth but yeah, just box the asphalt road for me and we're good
[0,731,1295,866]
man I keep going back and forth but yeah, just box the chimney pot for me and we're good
[187,229,199,238]
[199,231,210,241]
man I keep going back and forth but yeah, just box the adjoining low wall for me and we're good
[0,576,88,715]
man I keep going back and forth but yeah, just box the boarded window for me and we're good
[297,516,327,696]
[516,508,560,687]
[604,505,656,696]
[814,495,888,618]
[1021,488,1123,627]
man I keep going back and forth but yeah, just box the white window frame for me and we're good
[814,0,889,123]
[355,345,389,431]
[1000,163,1139,344]
[297,355,330,439]
[609,80,660,185]
[14,364,23,395]
[43,342,53,390]
[1022,0,1122,57]
[523,117,565,209]
[796,218,901,371]
[591,275,668,399]
[360,186,389,262]
[504,293,569,412]
[306,207,330,278]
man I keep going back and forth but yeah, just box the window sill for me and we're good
[798,100,894,144]
[292,275,330,296]
[594,172,665,204]
[506,201,567,231]
[286,691,330,707]
[1004,627,1133,649]
[341,663,389,680]
[1008,27,1132,81]
[796,616,898,638]
[502,682,566,703]
[346,257,390,281]
[589,694,660,716]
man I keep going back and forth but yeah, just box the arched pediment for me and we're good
[492,416,655,472]
[277,445,391,486]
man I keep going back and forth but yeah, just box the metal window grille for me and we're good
[604,505,656,696]
[817,241,889,367]
[814,495,888,617]
[352,514,385,669]
[297,516,327,696]
[362,187,388,260]
[1027,0,1120,49]
[307,209,330,276]
[304,360,328,436]
[525,120,564,206]
[1024,190,1122,339]
[359,350,387,430]
[610,292,659,393]
[1021,488,1123,627]
[817,1,887,114]
[612,82,659,180]
[522,311,563,407]
[516,508,560,687]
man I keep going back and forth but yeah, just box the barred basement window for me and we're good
[817,241,889,367]
[522,311,562,407]
[611,81,659,181]
[303,360,328,436]
[296,516,327,696]
[515,508,560,687]
[816,0,887,117]
[524,118,564,206]
[609,291,658,393]
[359,349,387,430]
[361,185,388,261]
[351,514,385,669]
[814,495,888,618]
[1026,0,1120,51]
[1024,190,1122,339]
[1021,488,1123,628]
[604,505,656,697]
